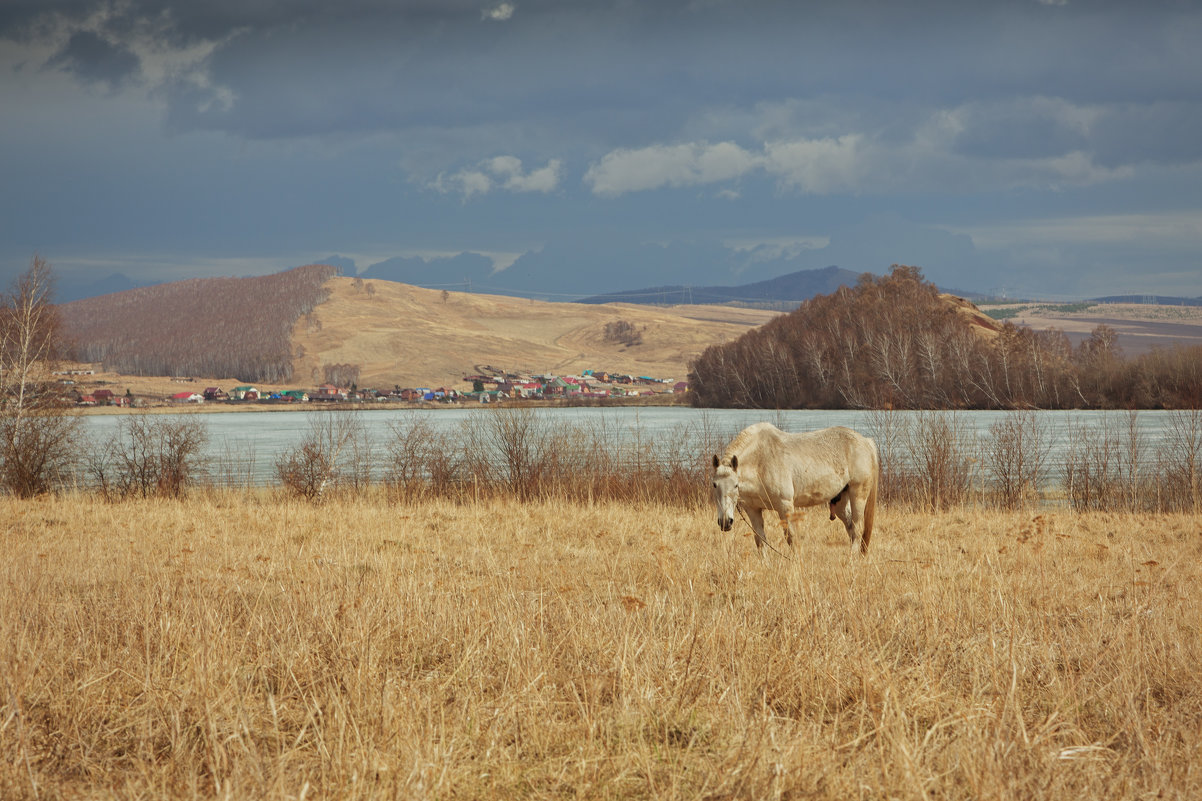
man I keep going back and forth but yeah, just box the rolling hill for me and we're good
[57,268,780,390]
[287,278,779,388]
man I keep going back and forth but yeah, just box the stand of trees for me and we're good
[688,265,1202,410]
[0,256,80,496]
[61,264,338,383]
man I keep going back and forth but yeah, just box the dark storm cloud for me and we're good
[9,0,1202,164]
[46,30,141,87]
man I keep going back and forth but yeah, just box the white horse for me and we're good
[712,422,879,556]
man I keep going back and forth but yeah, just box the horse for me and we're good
[711,422,879,556]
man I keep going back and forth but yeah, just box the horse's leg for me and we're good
[773,497,798,547]
[841,488,869,553]
[831,494,854,547]
[745,506,769,556]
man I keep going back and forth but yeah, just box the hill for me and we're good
[56,269,780,390]
[60,265,338,383]
[288,278,779,388]
[576,266,862,309]
[689,266,1202,409]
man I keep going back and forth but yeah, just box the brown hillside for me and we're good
[290,278,780,388]
[60,265,338,382]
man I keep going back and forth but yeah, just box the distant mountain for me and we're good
[1091,294,1202,306]
[317,255,357,275]
[360,253,494,290]
[55,272,157,304]
[576,266,865,309]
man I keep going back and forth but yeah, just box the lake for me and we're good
[76,405,1199,489]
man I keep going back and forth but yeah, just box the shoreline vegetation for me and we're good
[2,494,1199,799]
[60,406,1202,514]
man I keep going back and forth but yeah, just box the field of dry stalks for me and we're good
[2,493,1200,800]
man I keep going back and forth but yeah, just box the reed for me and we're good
[2,492,1199,799]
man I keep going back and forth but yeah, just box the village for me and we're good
[56,366,690,407]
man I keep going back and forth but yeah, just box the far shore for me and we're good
[77,393,692,415]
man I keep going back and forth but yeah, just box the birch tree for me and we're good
[0,256,80,496]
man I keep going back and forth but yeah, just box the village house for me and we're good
[170,391,204,403]
[231,385,260,401]
[203,387,229,401]
[92,388,116,405]
[310,385,348,401]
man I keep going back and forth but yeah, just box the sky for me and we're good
[2,0,1201,302]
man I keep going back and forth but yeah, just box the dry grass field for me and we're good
[2,493,1200,800]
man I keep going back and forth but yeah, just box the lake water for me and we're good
[77,405,1198,488]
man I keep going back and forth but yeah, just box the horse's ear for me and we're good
[712,454,720,469]
[730,455,738,471]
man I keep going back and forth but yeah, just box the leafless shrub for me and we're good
[984,410,1051,510]
[1063,416,1120,512]
[865,408,907,506]
[887,412,977,510]
[461,406,555,500]
[1158,408,1202,513]
[1063,412,1152,513]
[276,412,367,501]
[383,414,463,501]
[87,414,209,499]
[1119,410,1145,512]
[0,410,80,497]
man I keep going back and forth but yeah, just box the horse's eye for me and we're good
[712,482,717,488]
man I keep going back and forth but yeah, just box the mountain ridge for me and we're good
[576,266,863,309]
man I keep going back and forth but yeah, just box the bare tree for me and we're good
[0,256,80,496]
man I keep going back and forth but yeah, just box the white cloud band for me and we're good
[430,155,562,199]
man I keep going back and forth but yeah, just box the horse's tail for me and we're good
[860,440,880,554]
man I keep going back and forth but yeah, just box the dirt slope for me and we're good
[288,278,781,388]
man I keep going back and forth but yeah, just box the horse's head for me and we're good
[711,454,739,532]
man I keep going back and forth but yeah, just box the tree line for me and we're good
[61,264,339,383]
[688,265,1202,410]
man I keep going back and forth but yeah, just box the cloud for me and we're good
[482,3,516,22]
[431,155,562,198]
[47,30,140,87]
[584,141,759,196]
[584,99,1149,197]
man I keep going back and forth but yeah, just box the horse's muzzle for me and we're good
[718,516,733,532]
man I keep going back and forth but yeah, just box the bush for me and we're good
[985,411,1051,510]
[276,412,367,501]
[87,414,208,499]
